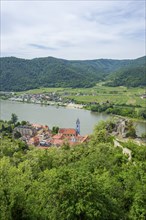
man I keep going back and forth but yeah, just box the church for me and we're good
[58,118,80,137]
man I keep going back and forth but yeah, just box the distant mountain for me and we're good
[0,56,145,91]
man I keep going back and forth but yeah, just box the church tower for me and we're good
[76,118,80,135]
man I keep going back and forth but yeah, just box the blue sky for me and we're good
[1,0,145,60]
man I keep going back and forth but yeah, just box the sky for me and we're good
[1,0,145,60]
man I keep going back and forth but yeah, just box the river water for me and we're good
[0,100,145,136]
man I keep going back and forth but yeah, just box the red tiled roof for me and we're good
[59,128,77,135]
[52,134,64,139]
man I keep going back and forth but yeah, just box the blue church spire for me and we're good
[76,118,80,135]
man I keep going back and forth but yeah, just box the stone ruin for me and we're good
[106,118,136,138]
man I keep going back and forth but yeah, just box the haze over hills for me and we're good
[0,56,145,91]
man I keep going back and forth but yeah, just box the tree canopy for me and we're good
[0,120,146,220]
[11,113,18,125]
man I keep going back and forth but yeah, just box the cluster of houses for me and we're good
[13,119,89,149]
[9,92,84,109]
[10,93,63,105]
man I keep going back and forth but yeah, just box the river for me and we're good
[0,100,145,136]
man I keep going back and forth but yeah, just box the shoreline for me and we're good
[0,98,84,109]
[1,98,146,124]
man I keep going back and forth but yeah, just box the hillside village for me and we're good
[13,119,89,149]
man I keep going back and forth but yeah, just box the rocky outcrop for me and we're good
[108,118,137,138]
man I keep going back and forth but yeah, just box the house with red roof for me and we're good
[58,128,77,136]
[24,119,89,148]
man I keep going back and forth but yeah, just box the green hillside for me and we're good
[0,56,145,91]
[0,120,146,220]
[106,64,146,87]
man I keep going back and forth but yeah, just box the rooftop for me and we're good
[59,128,77,135]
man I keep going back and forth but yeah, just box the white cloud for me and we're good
[1,0,145,59]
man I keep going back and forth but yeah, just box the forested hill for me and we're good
[105,55,146,87]
[105,65,146,87]
[0,56,145,91]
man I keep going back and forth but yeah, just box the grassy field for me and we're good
[16,84,146,108]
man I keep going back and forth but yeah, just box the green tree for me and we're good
[0,121,146,220]
[52,126,59,134]
[138,109,146,119]
[126,120,137,138]
[14,131,21,139]
[11,113,18,125]
[1,124,5,131]
[21,121,27,125]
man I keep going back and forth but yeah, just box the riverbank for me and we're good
[0,99,109,135]
[2,97,84,110]
[1,96,146,123]
[1,84,145,120]
[1,99,145,137]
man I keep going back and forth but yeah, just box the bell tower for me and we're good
[76,118,80,135]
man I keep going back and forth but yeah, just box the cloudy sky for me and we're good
[1,0,145,60]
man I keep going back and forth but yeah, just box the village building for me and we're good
[58,128,77,137]
[15,119,89,148]
[13,125,37,137]
[76,118,80,134]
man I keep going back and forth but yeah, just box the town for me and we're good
[8,92,84,109]
[13,118,89,149]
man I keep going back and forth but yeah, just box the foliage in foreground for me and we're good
[0,124,146,220]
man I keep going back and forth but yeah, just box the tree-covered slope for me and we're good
[0,56,145,91]
[105,56,146,87]
[0,120,146,220]
[106,65,146,87]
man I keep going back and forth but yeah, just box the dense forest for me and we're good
[0,120,146,220]
[105,65,146,87]
[0,56,145,91]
